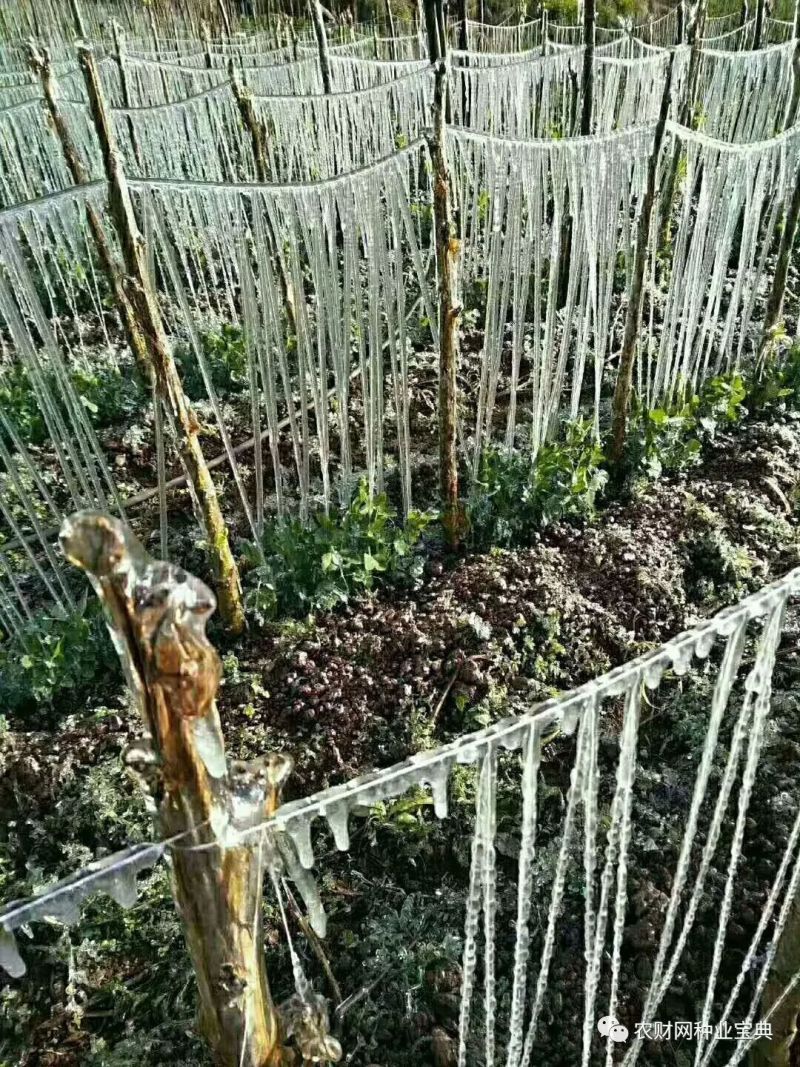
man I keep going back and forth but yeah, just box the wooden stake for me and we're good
[310,0,333,94]
[424,0,464,549]
[69,0,87,38]
[59,513,289,1067]
[660,0,707,248]
[580,0,595,135]
[751,888,800,1067]
[384,0,397,59]
[609,52,676,466]
[756,168,800,371]
[110,23,143,169]
[202,19,214,69]
[230,69,270,183]
[77,45,246,635]
[458,0,468,50]
[28,43,150,383]
[754,0,767,49]
[217,0,234,36]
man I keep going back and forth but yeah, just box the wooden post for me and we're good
[69,0,87,38]
[202,19,214,69]
[751,894,800,1067]
[310,0,333,94]
[660,0,707,248]
[59,513,290,1067]
[609,52,675,466]
[542,8,548,53]
[28,44,150,383]
[230,67,270,183]
[424,0,464,549]
[740,0,749,27]
[580,0,595,135]
[384,0,397,59]
[111,22,143,169]
[77,45,246,635]
[756,168,800,371]
[458,0,468,49]
[786,0,800,126]
[217,0,234,36]
[754,0,767,49]
[677,0,686,42]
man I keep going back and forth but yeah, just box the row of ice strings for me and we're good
[2,554,800,1067]
[2,34,800,626]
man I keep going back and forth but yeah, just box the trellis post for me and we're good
[424,0,464,549]
[753,0,767,49]
[310,0,333,94]
[384,0,398,59]
[660,0,708,247]
[610,52,676,466]
[756,171,800,371]
[77,44,246,634]
[59,512,289,1067]
[458,0,468,50]
[580,0,595,134]
[68,0,87,38]
[110,22,143,168]
[27,44,150,383]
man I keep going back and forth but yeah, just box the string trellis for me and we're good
[2,563,799,1067]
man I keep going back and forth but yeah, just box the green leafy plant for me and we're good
[174,324,247,401]
[0,599,118,719]
[623,372,747,480]
[243,479,434,622]
[747,344,800,412]
[469,419,607,548]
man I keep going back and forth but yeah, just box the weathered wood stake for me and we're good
[751,891,800,1067]
[310,0,333,94]
[754,0,768,50]
[77,45,246,634]
[659,0,708,248]
[580,0,595,135]
[424,0,464,549]
[59,512,288,1067]
[610,52,676,466]
[756,167,800,372]
[28,44,150,382]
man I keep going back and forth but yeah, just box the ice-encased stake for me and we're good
[58,511,307,1067]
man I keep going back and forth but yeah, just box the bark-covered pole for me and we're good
[754,0,768,49]
[424,0,464,549]
[677,0,686,42]
[660,0,707,247]
[751,892,800,1067]
[69,0,87,38]
[110,22,143,169]
[310,0,333,94]
[756,169,800,371]
[59,513,289,1067]
[77,45,246,635]
[202,19,214,70]
[458,0,468,50]
[217,0,234,36]
[384,0,398,59]
[786,0,800,127]
[230,68,270,183]
[580,0,595,134]
[609,51,676,466]
[27,43,150,383]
